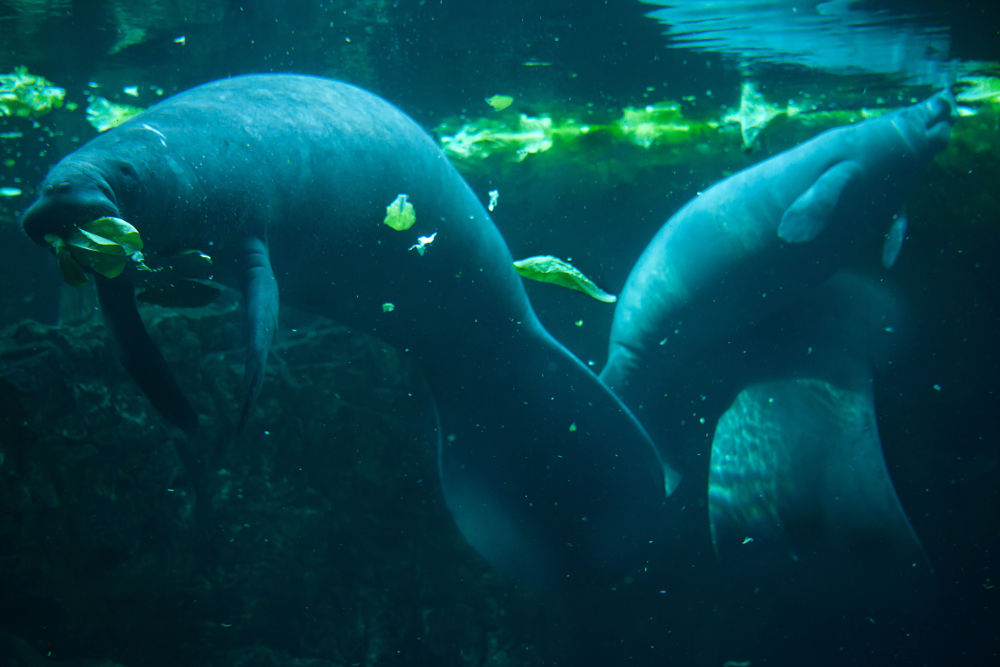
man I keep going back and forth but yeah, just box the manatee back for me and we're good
[73,74,535,350]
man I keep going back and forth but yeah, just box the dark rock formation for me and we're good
[0,293,553,666]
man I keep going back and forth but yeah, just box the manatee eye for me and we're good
[117,163,139,194]
[55,180,72,193]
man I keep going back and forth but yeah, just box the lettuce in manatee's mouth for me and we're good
[44,216,148,286]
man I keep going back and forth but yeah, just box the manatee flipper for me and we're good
[708,377,932,609]
[777,160,864,243]
[435,330,677,589]
[882,213,907,268]
[237,236,279,431]
[96,275,198,433]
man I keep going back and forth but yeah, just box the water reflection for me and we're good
[640,0,954,85]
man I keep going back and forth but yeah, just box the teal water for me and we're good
[1,2,998,665]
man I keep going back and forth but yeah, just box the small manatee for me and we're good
[513,255,617,303]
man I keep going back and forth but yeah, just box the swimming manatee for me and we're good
[707,273,933,611]
[598,92,952,608]
[20,74,677,589]
[601,92,954,407]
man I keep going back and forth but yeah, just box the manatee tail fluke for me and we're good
[96,275,199,434]
[434,328,677,589]
[708,377,932,610]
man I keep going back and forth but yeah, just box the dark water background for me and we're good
[1,1,998,665]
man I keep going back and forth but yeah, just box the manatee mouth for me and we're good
[22,203,114,246]
[916,91,955,148]
[890,91,954,156]
[42,216,148,286]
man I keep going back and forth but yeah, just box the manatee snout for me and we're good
[915,90,955,149]
[21,178,118,246]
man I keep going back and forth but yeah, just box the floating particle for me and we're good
[408,231,437,256]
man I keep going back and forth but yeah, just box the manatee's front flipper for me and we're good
[436,329,678,590]
[778,160,864,243]
[96,274,198,433]
[708,377,932,610]
[237,236,279,431]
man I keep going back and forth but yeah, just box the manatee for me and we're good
[19,74,676,588]
[601,92,954,406]
[597,92,952,608]
[707,273,933,610]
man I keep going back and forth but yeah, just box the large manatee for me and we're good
[19,74,676,589]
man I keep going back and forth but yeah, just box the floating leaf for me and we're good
[513,255,617,303]
[723,81,786,148]
[0,66,65,118]
[486,94,514,111]
[383,194,416,231]
[85,96,144,132]
[438,113,572,162]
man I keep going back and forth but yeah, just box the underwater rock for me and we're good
[0,300,551,665]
